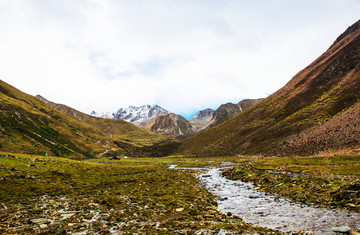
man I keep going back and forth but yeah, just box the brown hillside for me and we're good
[179,19,360,156]
[270,102,360,156]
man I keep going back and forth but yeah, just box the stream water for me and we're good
[199,168,360,234]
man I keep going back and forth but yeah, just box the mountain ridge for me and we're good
[179,19,360,156]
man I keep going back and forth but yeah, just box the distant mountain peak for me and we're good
[112,104,170,125]
[143,113,195,135]
[189,108,215,125]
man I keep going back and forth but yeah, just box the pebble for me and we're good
[61,213,76,219]
[31,218,48,224]
[39,224,48,229]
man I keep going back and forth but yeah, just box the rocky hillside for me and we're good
[141,113,194,136]
[189,108,215,125]
[35,96,168,146]
[179,19,360,156]
[112,105,169,126]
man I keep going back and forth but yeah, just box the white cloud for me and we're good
[0,0,359,119]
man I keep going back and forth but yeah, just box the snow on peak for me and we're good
[112,105,170,125]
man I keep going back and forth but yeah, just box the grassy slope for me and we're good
[0,80,120,158]
[179,20,360,156]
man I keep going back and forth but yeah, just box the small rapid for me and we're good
[199,168,360,234]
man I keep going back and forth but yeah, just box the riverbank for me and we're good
[222,155,360,212]
[2,153,359,234]
[200,168,360,234]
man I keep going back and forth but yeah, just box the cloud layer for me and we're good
[1,0,359,118]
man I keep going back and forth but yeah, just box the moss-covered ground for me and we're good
[0,153,277,234]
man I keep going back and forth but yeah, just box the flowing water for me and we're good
[199,168,360,234]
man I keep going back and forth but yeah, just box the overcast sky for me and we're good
[1,0,359,119]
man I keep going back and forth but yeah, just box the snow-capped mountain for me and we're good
[112,105,170,126]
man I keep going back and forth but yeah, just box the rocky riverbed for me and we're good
[199,168,360,234]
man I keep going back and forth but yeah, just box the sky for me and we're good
[0,0,359,119]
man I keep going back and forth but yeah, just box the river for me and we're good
[199,167,360,234]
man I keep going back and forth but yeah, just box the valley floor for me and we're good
[0,153,275,234]
[0,153,359,234]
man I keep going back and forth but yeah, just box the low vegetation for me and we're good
[0,153,277,234]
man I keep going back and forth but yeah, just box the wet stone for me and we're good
[332,226,350,234]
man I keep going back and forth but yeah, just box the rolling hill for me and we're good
[179,19,360,156]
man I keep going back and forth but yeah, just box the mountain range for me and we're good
[101,100,261,136]
[1,19,360,158]
[179,19,360,157]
